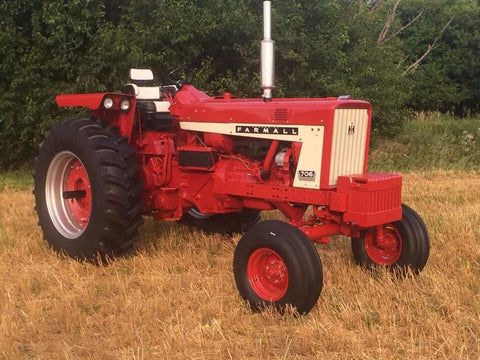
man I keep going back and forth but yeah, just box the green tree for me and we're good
[0,0,479,168]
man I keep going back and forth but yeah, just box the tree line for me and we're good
[1,0,479,168]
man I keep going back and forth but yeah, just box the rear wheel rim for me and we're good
[45,151,92,239]
[247,248,289,301]
[364,224,402,266]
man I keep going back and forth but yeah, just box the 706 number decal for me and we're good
[298,170,316,181]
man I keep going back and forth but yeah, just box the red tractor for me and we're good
[34,1,429,314]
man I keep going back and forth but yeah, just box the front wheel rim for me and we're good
[247,248,289,301]
[45,151,92,239]
[364,224,402,266]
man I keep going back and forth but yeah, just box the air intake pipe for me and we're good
[261,0,275,102]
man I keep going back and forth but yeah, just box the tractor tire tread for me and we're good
[234,220,323,315]
[34,116,143,261]
[351,203,429,275]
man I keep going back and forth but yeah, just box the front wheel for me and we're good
[233,220,323,315]
[351,204,430,274]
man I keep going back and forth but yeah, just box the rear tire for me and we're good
[233,220,323,314]
[351,204,430,274]
[34,117,144,261]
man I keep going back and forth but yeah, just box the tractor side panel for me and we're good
[179,121,325,189]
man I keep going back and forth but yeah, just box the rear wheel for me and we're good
[233,220,323,314]
[44,151,92,238]
[34,117,144,261]
[351,204,430,274]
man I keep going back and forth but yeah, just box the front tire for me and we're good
[34,117,144,261]
[351,204,430,274]
[233,220,323,314]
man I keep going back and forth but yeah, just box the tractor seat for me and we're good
[125,68,174,111]
[125,69,173,131]
[125,83,161,100]
[136,99,171,113]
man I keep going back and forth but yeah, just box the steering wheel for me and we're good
[163,66,195,89]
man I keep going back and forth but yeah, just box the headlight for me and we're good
[120,99,130,111]
[103,97,114,109]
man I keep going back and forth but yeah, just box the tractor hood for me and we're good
[171,85,372,126]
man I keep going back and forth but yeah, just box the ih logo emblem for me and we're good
[347,122,355,135]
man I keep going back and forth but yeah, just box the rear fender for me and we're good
[56,93,137,141]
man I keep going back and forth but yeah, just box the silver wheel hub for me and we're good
[45,151,91,239]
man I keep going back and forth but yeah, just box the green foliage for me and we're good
[0,0,479,168]
[400,0,480,115]
[0,168,33,190]
[369,113,480,172]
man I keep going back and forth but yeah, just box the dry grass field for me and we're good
[1,171,479,359]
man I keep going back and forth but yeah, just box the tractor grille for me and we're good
[329,108,369,186]
[274,108,288,121]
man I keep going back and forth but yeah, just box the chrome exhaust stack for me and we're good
[261,0,275,102]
